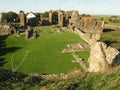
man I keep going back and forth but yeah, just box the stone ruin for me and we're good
[19,10,73,27]
[20,11,26,27]
[49,10,64,27]
[0,23,37,39]
[0,23,16,35]
[88,42,120,72]
[49,10,73,27]
[25,26,37,39]
[62,43,89,53]
[69,11,120,72]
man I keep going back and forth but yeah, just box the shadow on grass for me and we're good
[0,58,6,67]
[103,29,115,32]
[0,35,21,67]
[103,40,117,46]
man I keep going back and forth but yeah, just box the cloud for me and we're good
[60,0,67,3]
[60,0,93,4]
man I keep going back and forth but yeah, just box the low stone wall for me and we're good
[74,28,101,45]
[0,23,16,35]
[62,43,89,53]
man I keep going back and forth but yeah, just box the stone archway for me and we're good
[49,10,64,27]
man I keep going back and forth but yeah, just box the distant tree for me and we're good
[2,13,8,22]
[81,14,86,17]
[34,13,40,18]
[42,11,49,18]
[87,14,91,17]
[2,11,18,23]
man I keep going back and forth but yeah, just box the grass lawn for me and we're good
[0,27,89,74]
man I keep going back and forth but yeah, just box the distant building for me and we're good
[26,12,39,26]
[27,12,36,19]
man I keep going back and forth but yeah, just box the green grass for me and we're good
[101,29,120,50]
[38,67,120,90]
[108,22,120,26]
[34,26,53,32]
[76,51,90,66]
[1,27,89,74]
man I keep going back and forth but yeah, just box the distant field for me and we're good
[101,28,120,50]
[0,27,89,74]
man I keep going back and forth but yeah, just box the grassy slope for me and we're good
[39,67,120,90]
[15,67,120,90]
[1,28,88,74]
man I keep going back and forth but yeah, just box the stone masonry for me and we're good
[69,11,120,72]
[49,10,53,25]
[58,10,64,27]
[20,11,26,27]
[88,42,120,72]
[49,10,73,27]
[0,24,16,35]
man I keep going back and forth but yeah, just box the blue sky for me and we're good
[0,0,120,15]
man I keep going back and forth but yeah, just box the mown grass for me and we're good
[0,27,89,74]
[34,26,53,32]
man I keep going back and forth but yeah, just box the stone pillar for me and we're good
[0,13,3,22]
[58,10,63,27]
[19,11,25,27]
[40,14,43,25]
[65,11,69,20]
[49,10,53,25]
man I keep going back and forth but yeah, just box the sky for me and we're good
[0,0,120,15]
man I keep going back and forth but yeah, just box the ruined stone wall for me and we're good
[0,24,11,35]
[49,10,53,25]
[69,11,120,72]
[69,11,104,34]
[0,13,3,22]
[88,42,120,72]
[58,10,64,27]
[48,10,73,27]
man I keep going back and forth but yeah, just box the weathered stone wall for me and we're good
[69,11,104,45]
[0,24,16,35]
[88,42,120,72]
[69,11,104,34]
[58,10,64,27]
[69,10,120,72]
[48,10,73,27]
[20,11,26,27]
[74,28,101,45]
[49,10,53,25]
[0,13,3,22]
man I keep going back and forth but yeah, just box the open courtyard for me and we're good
[0,26,89,74]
